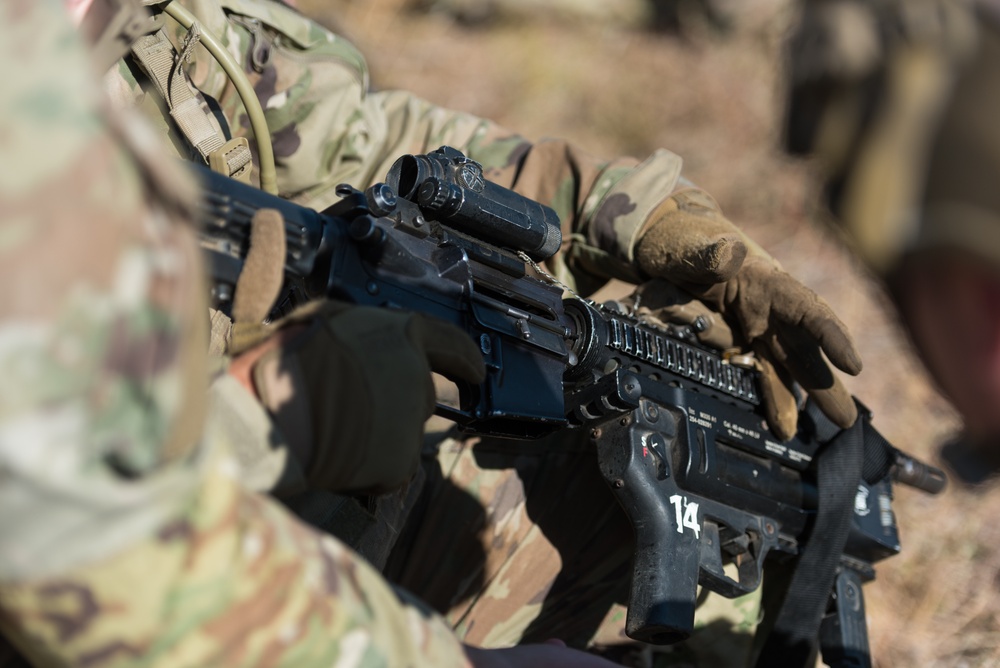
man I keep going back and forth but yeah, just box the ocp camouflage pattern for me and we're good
[0,2,472,666]
[0,1,759,666]
[108,0,693,296]
[385,431,759,666]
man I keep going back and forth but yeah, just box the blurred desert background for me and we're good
[298,0,997,664]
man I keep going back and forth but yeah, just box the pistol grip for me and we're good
[593,405,779,645]
[626,516,701,643]
[594,412,702,644]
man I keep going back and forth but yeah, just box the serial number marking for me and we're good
[788,450,813,464]
[765,441,787,456]
[723,420,760,440]
[687,408,717,430]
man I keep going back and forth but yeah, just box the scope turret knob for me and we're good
[417,178,447,210]
[364,182,397,217]
[417,177,462,215]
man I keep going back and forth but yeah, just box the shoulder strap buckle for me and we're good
[209,137,254,185]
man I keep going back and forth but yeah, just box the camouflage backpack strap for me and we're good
[80,0,256,184]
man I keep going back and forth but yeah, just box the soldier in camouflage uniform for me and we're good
[902,5,1000,479]
[783,0,1000,481]
[0,3,629,667]
[147,0,861,661]
[0,0,865,665]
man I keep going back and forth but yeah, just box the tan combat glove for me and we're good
[634,190,863,441]
[224,209,486,494]
[622,278,736,352]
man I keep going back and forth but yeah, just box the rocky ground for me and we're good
[300,1,999,664]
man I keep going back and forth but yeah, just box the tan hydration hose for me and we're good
[162,1,278,194]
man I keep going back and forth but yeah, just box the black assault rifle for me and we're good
[196,147,945,667]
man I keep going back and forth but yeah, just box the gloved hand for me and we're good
[621,278,737,352]
[223,208,485,494]
[634,189,863,441]
[231,300,486,494]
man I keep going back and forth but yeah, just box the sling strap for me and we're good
[752,402,866,667]
[130,26,253,183]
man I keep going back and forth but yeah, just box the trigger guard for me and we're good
[697,516,779,599]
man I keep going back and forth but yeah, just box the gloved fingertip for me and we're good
[834,400,859,430]
[755,360,799,441]
[812,384,860,430]
[770,415,796,443]
[845,347,863,375]
[411,316,487,384]
[445,328,487,383]
[846,357,863,376]
[702,236,747,283]
[827,342,863,376]
[452,354,487,384]
[805,318,864,376]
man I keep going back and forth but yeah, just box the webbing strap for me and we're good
[130,28,252,180]
[753,407,865,667]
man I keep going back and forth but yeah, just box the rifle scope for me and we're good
[386,146,563,261]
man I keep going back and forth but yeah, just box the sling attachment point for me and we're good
[209,138,254,185]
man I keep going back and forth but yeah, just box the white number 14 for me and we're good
[669,494,701,539]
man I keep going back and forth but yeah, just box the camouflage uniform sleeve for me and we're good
[146,0,692,296]
[0,3,472,666]
[1,451,474,668]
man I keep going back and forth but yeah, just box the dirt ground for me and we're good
[299,1,999,664]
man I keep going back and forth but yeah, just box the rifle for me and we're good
[196,147,945,666]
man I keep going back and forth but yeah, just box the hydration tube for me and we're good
[162,1,278,194]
